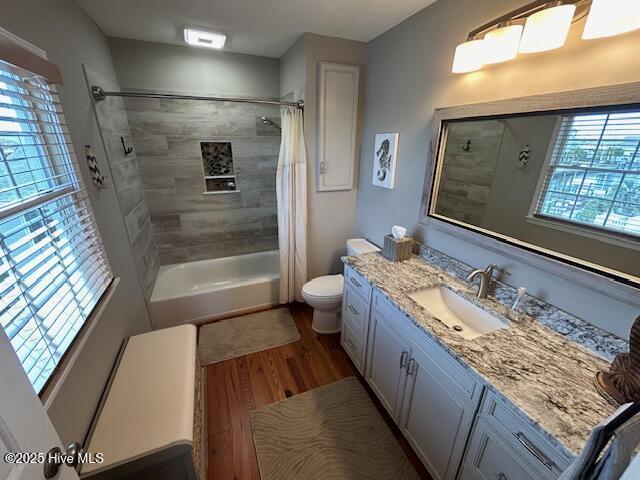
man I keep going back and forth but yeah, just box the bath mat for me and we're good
[198,308,299,366]
[251,377,420,480]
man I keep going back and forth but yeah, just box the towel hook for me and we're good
[121,136,133,156]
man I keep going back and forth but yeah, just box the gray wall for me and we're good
[0,0,152,444]
[280,33,368,278]
[109,37,280,99]
[355,0,640,338]
[87,67,159,297]
[125,96,280,264]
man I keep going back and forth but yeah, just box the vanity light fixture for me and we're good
[184,28,226,49]
[519,3,576,53]
[582,0,640,39]
[451,39,486,73]
[451,0,640,74]
[483,24,524,64]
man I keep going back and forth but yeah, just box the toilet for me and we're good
[302,238,380,334]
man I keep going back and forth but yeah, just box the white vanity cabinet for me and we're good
[460,391,572,480]
[365,290,484,480]
[340,265,570,480]
[365,300,411,419]
[340,267,372,373]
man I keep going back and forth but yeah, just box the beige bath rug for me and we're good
[198,308,299,366]
[251,377,420,480]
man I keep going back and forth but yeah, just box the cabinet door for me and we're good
[316,62,359,192]
[399,340,476,480]
[460,417,536,480]
[365,308,409,421]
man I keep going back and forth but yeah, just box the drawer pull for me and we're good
[399,351,408,369]
[495,474,508,480]
[348,305,359,316]
[407,358,417,375]
[513,432,555,471]
[350,277,362,288]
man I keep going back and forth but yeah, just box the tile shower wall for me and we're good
[436,120,505,225]
[85,67,159,299]
[124,96,280,265]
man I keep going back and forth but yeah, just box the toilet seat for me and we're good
[302,274,344,301]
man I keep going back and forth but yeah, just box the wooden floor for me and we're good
[204,302,431,479]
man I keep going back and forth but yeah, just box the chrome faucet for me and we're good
[466,264,497,299]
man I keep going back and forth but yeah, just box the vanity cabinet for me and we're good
[460,391,571,480]
[458,417,537,480]
[340,266,570,480]
[365,291,483,480]
[340,268,372,373]
[399,334,478,480]
[365,302,410,419]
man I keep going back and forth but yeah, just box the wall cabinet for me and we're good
[316,62,359,192]
[340,266,568,480]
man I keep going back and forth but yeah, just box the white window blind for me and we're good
[535,111,640,237]
[0,58,112,394]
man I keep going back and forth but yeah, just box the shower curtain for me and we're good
[276,107,308,303]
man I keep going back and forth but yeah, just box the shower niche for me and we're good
[200,141,237,193]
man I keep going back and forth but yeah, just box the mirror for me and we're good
[428,106,640,284]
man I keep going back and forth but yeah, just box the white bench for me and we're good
[81,325,203,480]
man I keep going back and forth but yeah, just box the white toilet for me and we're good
[302,238,380,334]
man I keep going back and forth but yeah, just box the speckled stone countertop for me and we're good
[343,248,630,458]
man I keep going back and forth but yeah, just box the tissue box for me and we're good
[382,234,413,262]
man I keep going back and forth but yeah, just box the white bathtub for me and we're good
[150,250,280,329]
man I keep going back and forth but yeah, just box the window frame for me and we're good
[0,32,114,397]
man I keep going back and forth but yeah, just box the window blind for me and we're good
[0,58,112,394]
[535,111,640,237]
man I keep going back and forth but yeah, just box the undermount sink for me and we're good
[408,286,508,340]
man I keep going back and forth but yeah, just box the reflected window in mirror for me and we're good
[533,112,640,237]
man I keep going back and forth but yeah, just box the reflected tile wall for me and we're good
[124,96,281,265]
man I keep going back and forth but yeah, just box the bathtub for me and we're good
[150,250,280,329]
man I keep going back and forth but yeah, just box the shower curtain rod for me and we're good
[90,85,304,109]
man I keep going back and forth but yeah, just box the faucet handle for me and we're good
[484,264,497,275]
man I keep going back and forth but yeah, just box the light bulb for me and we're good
[519,4,576,53]
[452,39,486,73]
[483,25,523,64]
[583,0,640,39]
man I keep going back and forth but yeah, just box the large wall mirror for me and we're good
[421,84,640,290]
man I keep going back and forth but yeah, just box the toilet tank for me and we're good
[346,238,380,256]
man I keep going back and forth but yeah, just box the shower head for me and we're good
[261,116,281,133]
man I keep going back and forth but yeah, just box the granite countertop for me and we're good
[343,249,629,458]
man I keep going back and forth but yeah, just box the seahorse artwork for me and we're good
[595,315,640,406]
[376,139,391,181]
